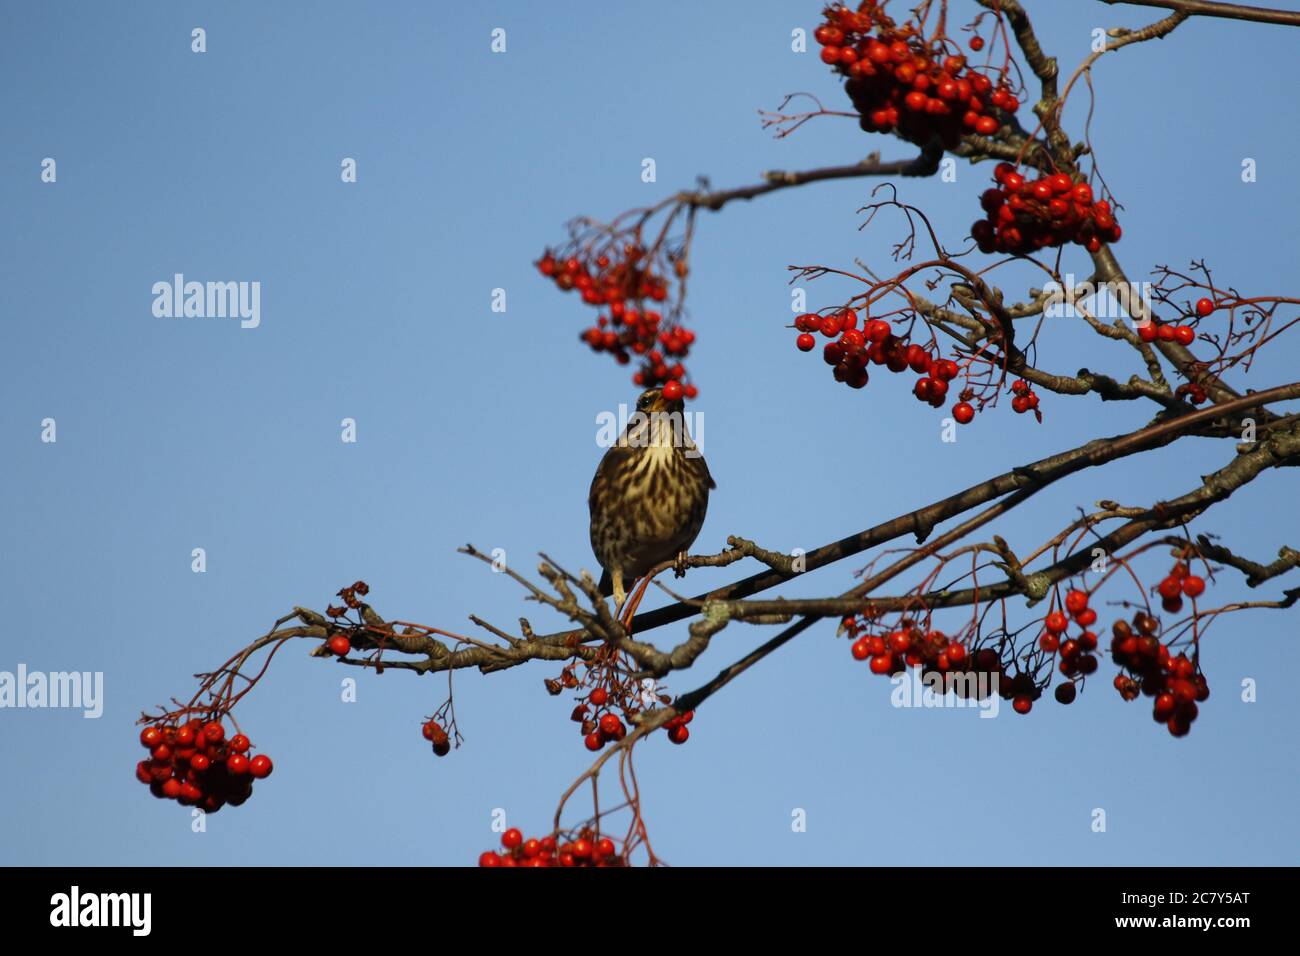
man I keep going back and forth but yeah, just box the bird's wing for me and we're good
[692,451,716,490]
[588,443,638,512]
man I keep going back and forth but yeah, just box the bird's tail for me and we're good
[598,568,613,597]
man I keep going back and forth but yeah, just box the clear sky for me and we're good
[2,0,1297,866]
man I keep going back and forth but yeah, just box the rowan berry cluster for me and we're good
[421,719,451,757]
[1035,591,1102,710]
[1009,378,1040,418]
[814,2,1016,148]
[478,827,625,867]
[548,656,694,751]
[537,247,698,397]
[1110,611,1209,737]
[134,719,273,813]
[845,616,1051,712]
[793,309,974,421]
[844,617,968,676]
[1137,319,1197,347]
[972,164,1121,256]
[572,690,629,752]
[1153,562,1206,615]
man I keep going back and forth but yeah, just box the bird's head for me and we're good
[635,386,684,416]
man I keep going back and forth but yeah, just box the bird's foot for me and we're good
[618,575,655,633]
[673,551,689,579]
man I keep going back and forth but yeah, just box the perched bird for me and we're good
[589,386,715,613]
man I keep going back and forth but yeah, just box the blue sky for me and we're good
[1,0,1297,866]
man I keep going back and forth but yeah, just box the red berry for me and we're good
[796,332,816,352]
[1158,576,1182,600]
[661,380,684,401]
[1153,693,1177,722]
[668,724,689,745]
[1195,297,1214,317]
[1182,575,1205,598]
[191,753,211,771]
[328,635,351,656]
[203,721,225,744]
[249,754,273,778]
[227,753,250,775]
[229,734,250,753]
[584,732,603,752]
[479,851,501,867]
[162,778,183,799]
[952,402,975,424]
[1054,682,1077,705]
[140,726,163,749]
[598,713,622,735]
[865,320,890,343]
[1012,696,1033,715]
[851,638,871,661]
[869,654,894,675]
[1064,590,1089,615]
[589,687,608,706]
[1044,611,1068,634]
[969,36,984,51]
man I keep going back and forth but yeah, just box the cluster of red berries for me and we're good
[814,3,1016,148]
[1009,378,1040,417]
[1153,562,1206,615]
[663,708,693,744]
[846,615,1066,715]
[845,618,968,676]
[1037,591,1101,705]
[1110,612,1209,737]
[571,686,629,752]
[421,719,451,757]
[972,164,1120,256]
[479,827,625,867]
[793,309,972,417]
[134,719,273,813]
[1137,320,1197,347]
[538,248,698,396]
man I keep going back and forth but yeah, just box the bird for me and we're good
[588,386,715,616]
